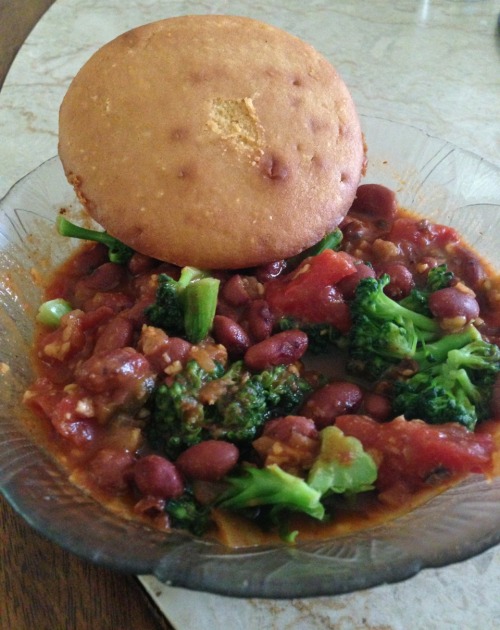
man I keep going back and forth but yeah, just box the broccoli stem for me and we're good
[368,280,440,335]
[36,298,72,327]
[414,325,481,367]
[56,215,134,264]
[287,228,343,267]
[183,277,220,343]
[218,464,325,520]
[177,266,209,291]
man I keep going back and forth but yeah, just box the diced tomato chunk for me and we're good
[335,415,494,500]
[388,217,459,249]
[265,250,356,332]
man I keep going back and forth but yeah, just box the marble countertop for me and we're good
[1,1,500,628]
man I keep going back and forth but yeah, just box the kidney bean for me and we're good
[66,243,109,275]
[222,274,252,306]
[254,260,287,283]
[88,448,135,493]
[80,305,114,331]
[428,287,480,323]
[50,395,96,445]
[137,326,169,369]
[244,330,308,371]
[83,291,133,314]
[138,327,191,373]
[262,415,318,441]
[349,183,397,222]
[453,247,487,290]
[254,415,320,472]
[167,337,193,364]
[212,315,251,358]
[337,263,376,300]
[362,392,393,422]
[82,262,126,292]
[134,454,184,499]
[176,441,239,481]
[75,347,153,394]
[247,299,273,342]
[127,252,157,275]
[341,218,376,243]
[300,381,363,429]
[93,316,134,354]
[377,262,415,299]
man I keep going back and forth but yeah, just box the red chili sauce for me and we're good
[23,184,500,545]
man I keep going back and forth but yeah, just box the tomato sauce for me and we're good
[23,184,500,545]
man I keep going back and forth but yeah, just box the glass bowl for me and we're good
[1,115,500,599]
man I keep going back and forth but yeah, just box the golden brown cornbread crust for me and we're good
[58,15,365,269]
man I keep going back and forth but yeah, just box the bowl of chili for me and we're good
[1,115,500,598]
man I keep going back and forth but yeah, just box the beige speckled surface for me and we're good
[1,1,500,627]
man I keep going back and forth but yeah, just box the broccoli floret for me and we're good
[57,215,134,264]
[348,274,442,379]
[148,360,312,458]
[145,274,184,336]
[216,429,378,542]
[400,264,454,315]
[413,325,482,368]
[393,338,500,429]
[145,267,220,343]
[278,316,342,354]
[307,426,377,496]
[165,490,211,537]
[218,463,325,539]
[147,360,225,456]
[208,361,312,442]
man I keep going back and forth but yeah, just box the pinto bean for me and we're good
[88,448,135,493]
[176,441,239,481]
[244,330,308,371]
[428,287,480,323]
[337,263,376,300]
[247,299,273,341]
[377,262,415,299]
[349,183,397,222]
[301,381,363,429]
[362,392,393,422]
[134,454,184,499]
[212,315,251,358]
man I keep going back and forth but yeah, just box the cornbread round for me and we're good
[59,15,365,269]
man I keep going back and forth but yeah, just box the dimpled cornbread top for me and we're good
[58,15,365,269]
